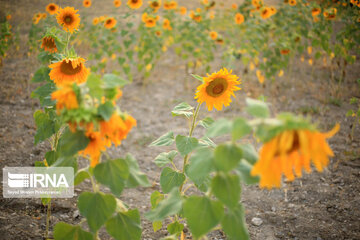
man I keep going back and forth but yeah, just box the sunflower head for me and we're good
[311,7,321,16]
[56,7,80,33]
[261,7,271,19]
[163,18,172,30]
[49,57,89,86]
[179,6,187,15]
[209,31,217,40]
[46,3,59,15]
[195,68,241,111]
[289,0,296,6]
[51,85,79,111]
[149,0,161,11]
[127,0,143,9]
[93,17,99,25]
[280,49,290,55]
[104,17,117,29]
[41,36,58,53]
[114,0,122,7]
[235,13,244,24]
[83,0,92,7]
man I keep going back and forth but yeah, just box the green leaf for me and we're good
[167,221,184,236]
[105,209,141,240]
[154,150,178,167]
[171,102,194,118]
[104,73,128,88]
[150,131,175,146]
[245,98,270,118]
[211,173,241,209]
[57,129,89,157]
[94,158,129,196]
[160,167,186,193]
[34,110,56,145]
[183,196,224,238]
[86,73,103,100]
[198,137,216,148]
[232,117,252,140]
[54,222,93,240]
[186,147,214,183]
[213,144,242,172]
[74,170,90,185]
[221,204,249,240]
[190,74,203,82]
[52,156,78,173]
[175,135,199,156]
[45,150,58,166]
[236,160,259,185]
[150,191,165,209]
[198,117,214,129]
[145,189,182,221]
[31,82,56,100]
[153,221,162,232]
[124,154,150,188]
[206,118,232,138]
[78,192,116,232]
[32,66,50,83]
[239,144,258,165]
[98,101,115,121]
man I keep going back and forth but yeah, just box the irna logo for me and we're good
[7,172,69,188]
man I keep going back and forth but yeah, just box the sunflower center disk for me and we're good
[65,16,73,23]
[205,78,228,97]
[132,0,138,3]
[60,61,82,75]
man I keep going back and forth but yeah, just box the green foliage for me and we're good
[160,167,186,193]
[105,209,141,240]
[54,222,93,240]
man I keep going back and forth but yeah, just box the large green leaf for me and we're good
[145,189,182,221]
[103,73,128,88]
[186,147,214,184]
[183,196,224,238]
[105,209,141,240]
[57,129,89,157]
[171,102,194,118]
[198,117,214,129]
[239,144,258,165]
[78,192,116,232]
[232,117,252,140]
[124,154,150,188]
[94,158,129,196]
[167,221,184,236]
[74,170,90,186]
[32,66,50,83]
[175,135,198,156]
[34,110,56,145]
[160,167,185,193]
[206,118,232,138]
[154,150,177,167]
[98,101,115,121]
[213,144,242,172]
[53,222,93,240]
[221,204,249,240]
[236,160,259,185]
[245,98,269,118]
[211,173,241,209]
[150,131,175,146]
[86,73,103,100]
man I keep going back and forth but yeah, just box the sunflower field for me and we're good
[0,0,359,239]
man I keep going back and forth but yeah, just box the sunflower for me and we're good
[251,124,340,189]
[56,7,80,33]
[114,0,122,7]
[46,3,59,15]
[190,11,202,22]
[100,113,136,146]
[179,6,187,15]
[33,14,41,25]
[311,7,321,16]
[209,31,217,40]
[49,57,89,86]
[280,49,290,55]
[51,85,79,111]
[256,70,265,84]
[232,3,238,9]
[142,14,159,27]
[149,0,161,12]
[83,0,91,7]
[41,13,47,19]
[235,13,244,24]
[251,0,263,8]
[324,8,337,20]
[209,11,215,19]
[155,30,162,36]
[269,6,277,16]
[164,0,177,10]
[127,0,143,9]
[307,46,312,55]
[93,17,99,25]
[6,14,11,20]
[163,18,172,30]
[104,17,117,29]
[289,0,296,6]
[195,68,241,111]
[41,36,58,53]
[261,7,272,19]
[80,126,107,167]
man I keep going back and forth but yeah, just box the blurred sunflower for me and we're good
[289,0,296,6]
[164,0,177,10]
[235,13,244,24]
[280,49,290,55]
[49,57,89,86]
[56,7,80,33]
[41,36,57,53]
[195,68,241,111]
[46,3,59,15]
[83,0,91,7]
[41,13,47,19]
[256,70,265,84]
[311,7,321,16]
[93,17,99,25]
[6,14,11,20]
[209,31,217,40]
[51,85,79,111]
[155,30,162,36]
[231,3,238,9]
[127,0,143,9]
[114,0,122,7]
[190,11,202,22]
[179,6,187,15]
[104,17,117,29]
[251,124,340,189]
[80,125,107,167]
[324,8,337,20]
[149,0,161,12]
[163,18,172,30]
[260,7,271,19]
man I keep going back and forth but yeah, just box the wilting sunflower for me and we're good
[311,7,321,16]
[49,57,90,86]
[324,8,337,20]
[163,18,172,30]
[114,0,122,7]
[80,126,107,167]
[46,3,59,15]
[127,0,143,9]
[56,7,80,33]
[149,0,161,12]
[179,6,187,15]
[104,17,117,29]
[33,14,42,25]
[251,123,340,189]
[235,13,244,24]
[41,36,58,53]
[289,0,296,6]
[51,85,79,111]
[83,0,91,7]
[209,31,218,40]
[195,68,241,111]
